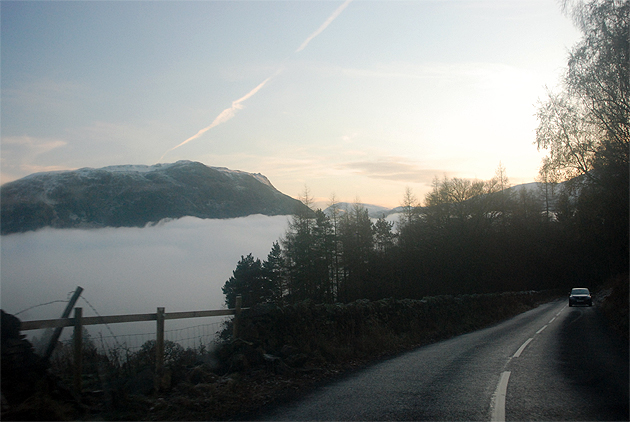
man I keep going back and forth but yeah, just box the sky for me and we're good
[1,0,581,208]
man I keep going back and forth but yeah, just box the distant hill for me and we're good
[322,202,393,219]
[322,181,571,219]
[0,161,309,234]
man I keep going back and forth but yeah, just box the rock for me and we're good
[217,338,265,373]
[1,310,81,420]
[1,311,49,406]
[228,353,248,372]
[187,365,218,385]
[1,310,21,341]
[285,353,309,368]
[263,354,294,375]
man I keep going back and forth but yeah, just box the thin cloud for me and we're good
[340,157,443,184]
[1,136,69,184]
[340,62,529,82]
[4,79,88,110]
[2,135,67,154]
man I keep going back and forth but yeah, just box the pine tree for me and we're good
[339,202,374,301]
[262,241,286,304]
[222,254,272,308]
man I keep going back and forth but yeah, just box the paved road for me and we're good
[258,300,628,421]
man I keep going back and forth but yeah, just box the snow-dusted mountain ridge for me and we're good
[1,161,306,234]
[23,160,274,188]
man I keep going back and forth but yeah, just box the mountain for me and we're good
[0,161,309,234]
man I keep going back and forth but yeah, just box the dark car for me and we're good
[569,287,593,307]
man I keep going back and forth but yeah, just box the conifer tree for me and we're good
[222,254,272,308]
[339,202,374,301]
[262,241,286,304]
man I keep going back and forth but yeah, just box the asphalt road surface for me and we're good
[258,300,628,421]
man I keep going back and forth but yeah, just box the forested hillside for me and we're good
[223,0,628,307]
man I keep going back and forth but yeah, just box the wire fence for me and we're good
[16,290,230,362]
[11,288,243,396]
[93,320,226,355]
[165,321,225,349]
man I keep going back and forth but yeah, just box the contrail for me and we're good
[296,0,353,53]
[159,0,353,162]
[159,76,274,162]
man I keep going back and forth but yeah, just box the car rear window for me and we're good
[572,288,589,295]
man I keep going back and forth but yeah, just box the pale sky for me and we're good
[1,0,580,208]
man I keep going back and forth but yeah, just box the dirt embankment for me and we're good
[596,273,629,340]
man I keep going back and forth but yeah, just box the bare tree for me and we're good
[535,160,561,221]
[535,0,629,181]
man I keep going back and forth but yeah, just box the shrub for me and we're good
[222,290,560,367]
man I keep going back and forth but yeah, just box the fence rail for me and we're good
[19,296,244,395]
[20,308,239,331]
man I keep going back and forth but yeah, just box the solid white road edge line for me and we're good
[513,338,533,358]
[490,371,511,422]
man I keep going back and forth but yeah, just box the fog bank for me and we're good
[1,215,290,332]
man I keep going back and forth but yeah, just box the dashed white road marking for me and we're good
[491,303,565,421]
[513,338,533,358]
[556,304,568,316]
[491,371,511,422]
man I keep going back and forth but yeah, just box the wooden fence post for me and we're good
[44,286,83,362]
[154,307,165,393]
[73,307,83,395]
[233,295,242,338]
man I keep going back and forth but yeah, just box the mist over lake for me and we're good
[1,215,289,341]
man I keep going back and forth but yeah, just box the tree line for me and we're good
[223,0,628,308]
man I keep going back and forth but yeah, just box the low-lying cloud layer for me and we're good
[1,215,289,340]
